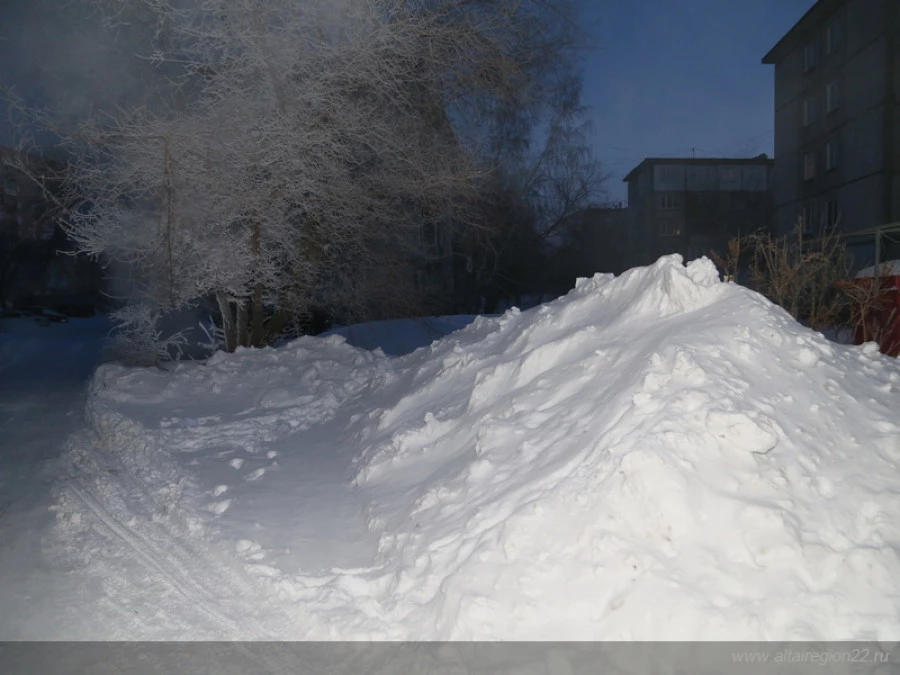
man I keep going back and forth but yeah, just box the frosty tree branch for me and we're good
[26,0,588,356]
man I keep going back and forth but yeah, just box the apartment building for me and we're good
[623,156,774,269]
[762,0,900,268]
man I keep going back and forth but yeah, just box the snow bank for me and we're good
[78,334,386,499]
[344,256,900,640]
[63,255,900,641]
[856,260,900,278]
[51,333,390,639]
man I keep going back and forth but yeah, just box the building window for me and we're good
[825,139,840,171]
[659,192,680,210]
[802,98,816,127]
[720,167,739,188]
[742,165,767,191]
[825,199,840,228]
[825,81,839,113]
[804,41,818,72]
[659,166,680,184]
[803,152,816,181]
[825,19,843,55]
[659,220,682,237]
[800,206,813,235]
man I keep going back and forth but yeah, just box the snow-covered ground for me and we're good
[0,313,112,638]
[2,255,900,646]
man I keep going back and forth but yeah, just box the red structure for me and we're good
[853,272,900,357]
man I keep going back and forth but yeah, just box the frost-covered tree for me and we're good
[15,0,589,354]
[465,79,607,312]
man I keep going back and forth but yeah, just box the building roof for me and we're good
[622,155,773,183]
[761,0,842,64]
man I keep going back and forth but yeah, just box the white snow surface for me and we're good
[856,259,900,278]
[0,314,114,638]
[16,255,900,640]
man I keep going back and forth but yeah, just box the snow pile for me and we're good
[342,256,900,639]
[75,334,386,518]
[57,255,900,641]
[50,334,389,639]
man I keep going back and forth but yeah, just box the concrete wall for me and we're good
[836,175,885,231]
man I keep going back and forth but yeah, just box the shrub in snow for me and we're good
[104,303,188,367]
[713,226,900,355]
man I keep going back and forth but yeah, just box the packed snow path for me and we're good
[9,256,900,640]
[0,316,112,637]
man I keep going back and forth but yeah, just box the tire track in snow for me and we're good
[62,432,283,639]
[69,479,274,638]
[71,484,217,604]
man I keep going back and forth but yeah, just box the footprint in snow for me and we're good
[235,539,260,553]
[206,499,231,515]
[235,539,266,560]
[245,468,266,482]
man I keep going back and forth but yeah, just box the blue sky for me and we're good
[577,0,813,202]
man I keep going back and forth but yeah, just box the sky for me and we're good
[0,0,815,203]
[577,0,813,202]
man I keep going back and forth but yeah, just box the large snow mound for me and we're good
[344,255,900,639]
[66,255,900,641]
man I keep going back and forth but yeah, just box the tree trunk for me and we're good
[249,219,265,347]
[251,282,265,347]
[236,300,249,348]
[215,291,237,352]
[266,307,290,343]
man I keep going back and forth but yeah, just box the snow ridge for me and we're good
[345,256,900,640]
